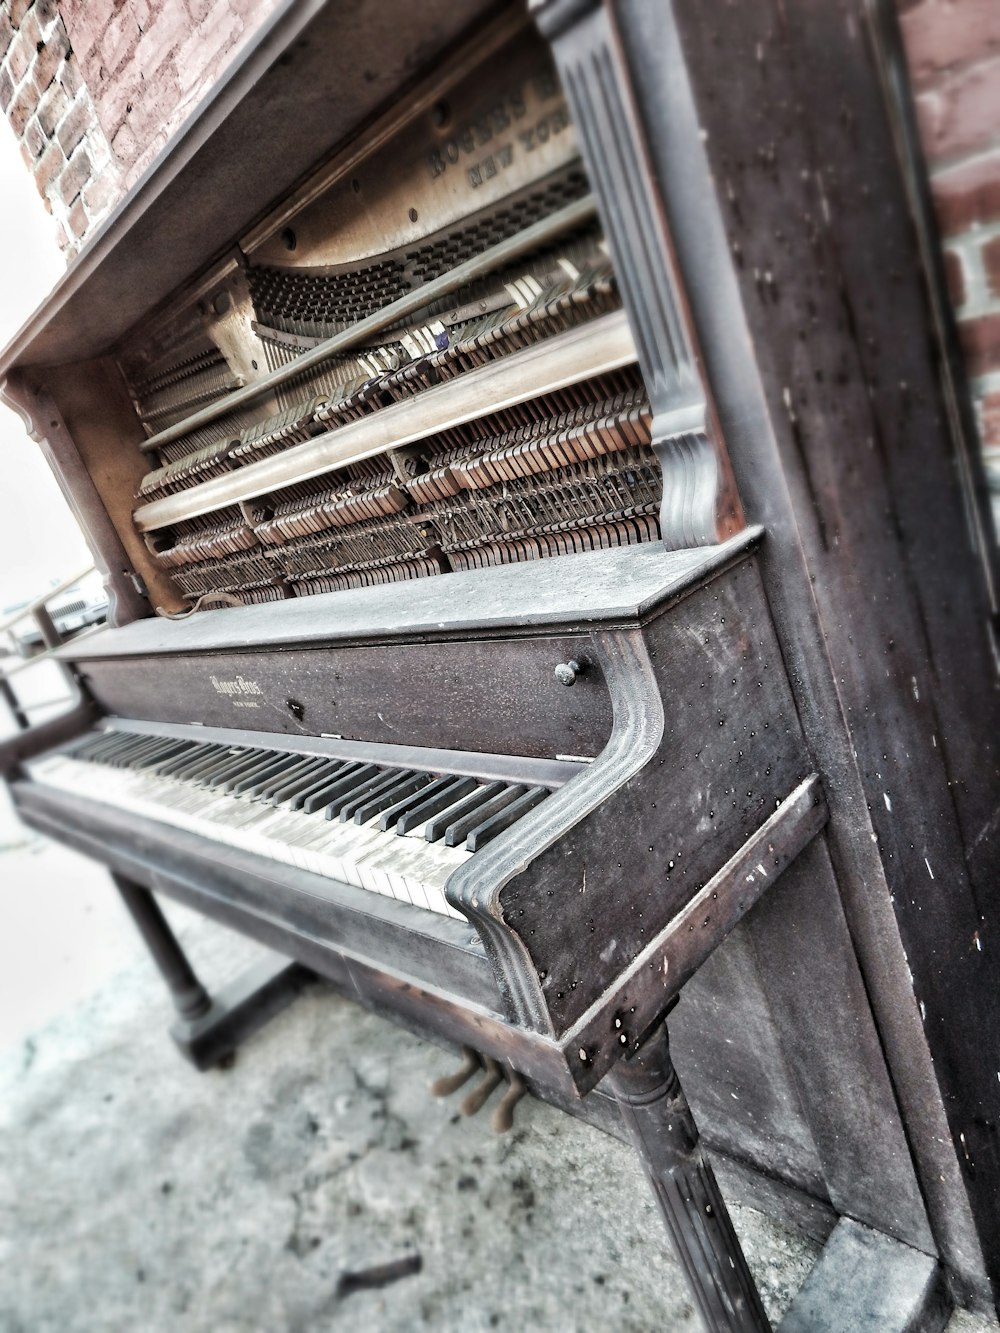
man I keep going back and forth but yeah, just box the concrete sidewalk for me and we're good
[0,806,996,1331]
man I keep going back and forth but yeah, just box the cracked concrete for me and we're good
[1,809,998,1331]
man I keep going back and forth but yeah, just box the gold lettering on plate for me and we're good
[211,674,264,700]
[425,70,568,190]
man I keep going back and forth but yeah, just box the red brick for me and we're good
[134,3,188,81]
[34,137,65,194]
[915,56,1000,162]
[56,92,92,156]
[57,142,92,205]
[9,0,32,28]
[67,195,87,239]
[82,163,119,214]
[21,111,45,159]
[981,392,1000,449]
[174,5,243,95]
[959,312,1000,376]
[900,0,1000,87]
[59,0,109,66]
[34,0,62,34]
[97,64,144,137]
[35,78,69,135]
[932,153,1000,234]
[110,117,139,165]
[944,248,966,307]
[185,0,219,23]
[983,235,1000,301]
[19,7,41,54]
[5,30,32,84]
[53,220,70,251]
[99,3,142,78]
[7,73,39,135]
[33,23,70,93]
[60,50,84,99]
[0,12,14,62]
[0,67,14,112]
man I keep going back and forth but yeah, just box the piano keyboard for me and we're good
[29,731,555,920]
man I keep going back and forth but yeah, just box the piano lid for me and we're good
[0,0,500,375]
[58,528,761,658]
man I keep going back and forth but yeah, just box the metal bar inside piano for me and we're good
[137,194,599,457]
[132,308,640,531]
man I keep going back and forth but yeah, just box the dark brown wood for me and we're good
[78,632,615,761]
[113,874,213,1021]
[608,1022,771,1332]
[602,0,999,1305]
[450,557,814,1075]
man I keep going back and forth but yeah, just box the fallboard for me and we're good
[60,537,758,761]
[76,633,611,760]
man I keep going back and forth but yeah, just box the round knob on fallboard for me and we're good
[554,659,582,687]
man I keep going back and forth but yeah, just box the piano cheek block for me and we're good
[444,557,828,1095]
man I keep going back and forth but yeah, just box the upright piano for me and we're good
[3,2,1000,1327]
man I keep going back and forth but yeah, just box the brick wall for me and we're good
[0,0,121,253]
[0,0,280,258]
[899,0,1000,524]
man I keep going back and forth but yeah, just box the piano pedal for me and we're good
[432,1051,528,1132]
[430,1045,479,1097]
[489,1069,527,1135]
[459,1056,503,1118]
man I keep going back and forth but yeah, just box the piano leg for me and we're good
[607,1021,771,1333]
[112,873,311,1070]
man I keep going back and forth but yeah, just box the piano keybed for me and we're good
[28,729,563,921]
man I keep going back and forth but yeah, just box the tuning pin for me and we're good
[490,1070,527,1135]
[430,1046,479,1097]
[460,1056,503,1117]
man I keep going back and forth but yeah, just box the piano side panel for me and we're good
[77,633,614,760]
[44,359,187,617]
[498,558,812,1034]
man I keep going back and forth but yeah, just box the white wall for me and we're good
[0,128,90,610]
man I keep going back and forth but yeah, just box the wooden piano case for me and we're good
[2,1,999,1326]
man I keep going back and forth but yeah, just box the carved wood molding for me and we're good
[446,628,665,1035]
[534,0,743,548]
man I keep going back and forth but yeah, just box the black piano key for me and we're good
[423,781,506,842]
[249,756,327,803]
[160,744,227,780]
[71,732,117,761]
[324,767,395,820]
[284,761,353,810]
[338,769,416,823]
[150,741,206,776]
[133,739,194,771]
[249,757,318,794]
[303,764,380,816]
[107,734,154,768]
[378,776,455,832]
[226,753,289,795]
[112,736,163,769]
[443,785,527,848]
[188,748,251,786]
[382,775,457,832]
[465,786,548,852]
[344,771,427,824]
[198,750,261,790]
[395,776,478,835]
